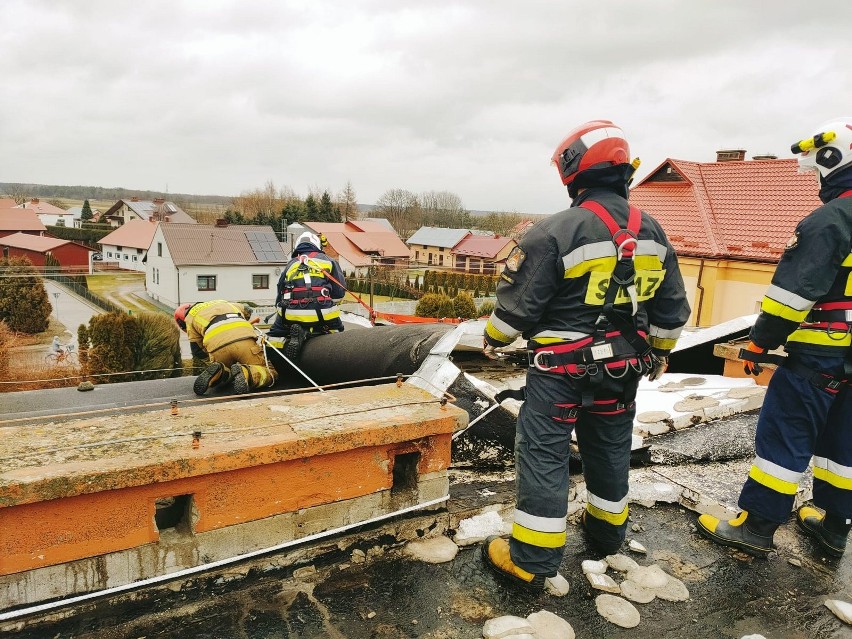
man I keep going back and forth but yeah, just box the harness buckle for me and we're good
[532,350,556,372]
[826,379,842,391]
[554,404,579,422]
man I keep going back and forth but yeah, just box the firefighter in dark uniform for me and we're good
[268,231,346,361]
[699,117,852,558]
[480,120,691,594]
[175,300,277,395]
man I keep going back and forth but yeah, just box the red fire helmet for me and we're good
[551,120,630,187]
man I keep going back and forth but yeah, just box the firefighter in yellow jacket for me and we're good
[175,300,277,395]
[480,120,690,595]
[698,117,852,558]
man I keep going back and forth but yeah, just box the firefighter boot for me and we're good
[697,511,778,558]
[193,362,231,396]
[481,536,569,597]
[796,506,850,558]
[231,364,275,395]
[284,324,307,362]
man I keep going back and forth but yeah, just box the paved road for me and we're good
[44,280,102,341]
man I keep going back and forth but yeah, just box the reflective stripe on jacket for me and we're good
[484,188,690,355]
[752,194,852,355]
[186,300,255,353]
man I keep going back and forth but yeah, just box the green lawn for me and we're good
[86,273,166,315]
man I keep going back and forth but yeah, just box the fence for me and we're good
[45,274,125,315]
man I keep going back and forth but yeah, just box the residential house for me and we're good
[98,197,196,227]
[16,198,75,228]
[146,222,288,308]
[406,227,471,268]
[628,150,822,326]
[0,232,94,272]
[451,234,517,274]
[507,220,535,241]
[99,219,159,272]
[0,207,47,239]
[65,205,101,228]
[297,220,411,276]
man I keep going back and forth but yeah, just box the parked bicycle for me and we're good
[45,343,77,365]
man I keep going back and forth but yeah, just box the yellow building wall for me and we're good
[678,257,776,326]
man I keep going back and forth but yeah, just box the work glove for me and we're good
[647,353,668,382]
[742,341,766,376]
[483,338,500,361]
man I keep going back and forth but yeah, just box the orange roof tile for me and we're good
[452,234,515,258]
[100,219,159,250]
[0,232,73,251]
[629,158,821,262]
[0,208,47,233]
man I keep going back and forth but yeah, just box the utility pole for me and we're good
[53,292,60,321]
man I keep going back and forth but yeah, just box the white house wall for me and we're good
[145,227,281,307]
[101,243,147,272]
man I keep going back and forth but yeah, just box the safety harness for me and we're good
[280,252,334,331]
[526,201,656,411]
[740,189,852,389]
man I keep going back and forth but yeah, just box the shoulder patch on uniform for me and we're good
[505,246,526,272]
[784,232,799,251]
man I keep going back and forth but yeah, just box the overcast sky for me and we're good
[2,1,851,214]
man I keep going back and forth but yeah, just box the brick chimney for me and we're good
[716,149,746,162]
[130,196,139,202]
[30,198,39,204]
[153,198,165,205]
[752,154,778,160]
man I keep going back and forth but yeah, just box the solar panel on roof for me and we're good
[246,232,286,261]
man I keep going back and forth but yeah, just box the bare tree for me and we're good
[3,185,32,205]
[475,210,527,236]
[418,190,470,228]
[372,188,421,239]
[336,180,359,222]
[231,181,299,221]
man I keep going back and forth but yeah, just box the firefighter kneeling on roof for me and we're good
[268,231,347,361]
[698,117,852,559]
[480,120,690,595]
[175,300,277,395]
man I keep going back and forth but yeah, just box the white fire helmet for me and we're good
[295,231,321,249]
[793,117,852,181]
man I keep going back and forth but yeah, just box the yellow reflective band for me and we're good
[585,502,629,526]
[787,328,852,348]
[485,321,513,345]
[760,297,809,323]
[511,522,566,548]
[634,255,663,271]
[584,269,665,306]
[204,320,249,340]
[842,253,852,267]
[813,466,852,490]
[565,256,615,279]
[748,464,799,495]
[649,335,678,351]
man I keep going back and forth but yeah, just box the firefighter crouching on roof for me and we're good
[268,231,347,361]
[175,300,277,395]
[480,120,691,595]
[698,117,852,559]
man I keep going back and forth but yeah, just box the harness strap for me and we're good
[523,393,634,423]
[739,348,851,392]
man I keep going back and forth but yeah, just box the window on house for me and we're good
[252,274,269,289]
[123,254,129,260]
[455,255,465,269]
[483,262,495,274]
[415,250,419,261]
[116,246,123,251]
[136,248,143,254]
[428,253,433,265]
[132,255,138,262]
[197,275,217,291]
[107,252,113,258]
[439,254,444,266]
[157,242,163,257]
[469,259,482,273]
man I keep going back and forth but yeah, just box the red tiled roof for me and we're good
[19,199,67,215]
[100,219,158,250]
[305,221,409,260]
[629,158,821,262]
[452,234,515,258]
[0,232,73,251]
[0,208,47,232]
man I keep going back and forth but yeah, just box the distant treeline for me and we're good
[0,182,232,206]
